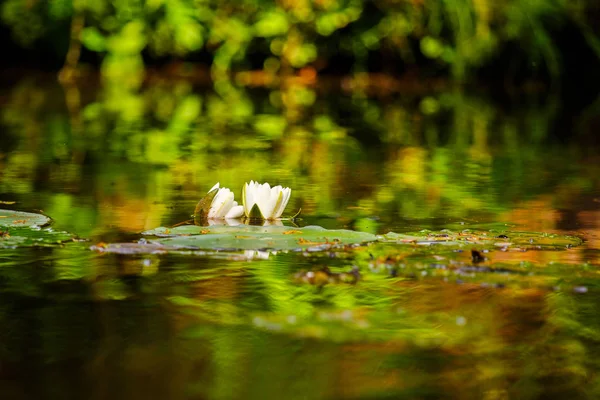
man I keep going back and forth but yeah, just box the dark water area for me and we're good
[0,76,599,399]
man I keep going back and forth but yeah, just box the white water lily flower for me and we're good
[242,180,291,220]
[207,183,244,219]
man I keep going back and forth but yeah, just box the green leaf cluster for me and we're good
[2,0,598,81]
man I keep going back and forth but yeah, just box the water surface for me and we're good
[0,77,599,399]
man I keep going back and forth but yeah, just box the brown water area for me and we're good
[0,75,599,400]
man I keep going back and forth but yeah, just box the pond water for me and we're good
[0,76,599,399]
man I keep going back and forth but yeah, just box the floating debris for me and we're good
[573,286,588,294]
[471,249,486,263]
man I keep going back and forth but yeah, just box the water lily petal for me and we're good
[209,182,220,192]
[243,182,254,217]
[208,189,226,218]
[258,182,271,211]
[263,186,282,219]
[270,189,284,219]
[218,190,235,218]
[248,181,264,217]
[225,205,244,219]
[273,187,291,218]
[209,187,237,219]
[207,194,221,218]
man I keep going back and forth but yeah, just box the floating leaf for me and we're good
[378,229,583,250]
[90,242,169,255]
[0,209,51,227]
[139,224,378,252]
[0,226,74,248]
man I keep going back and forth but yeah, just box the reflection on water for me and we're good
[0,77,599,399]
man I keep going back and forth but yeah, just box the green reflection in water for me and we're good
[0,78,599,399]
[2,79,599,237]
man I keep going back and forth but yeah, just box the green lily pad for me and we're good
[0,209,51,227]
[379,229,583,250]
[0,209,74,248]
[141,224,378,251]
[0,226,75,248]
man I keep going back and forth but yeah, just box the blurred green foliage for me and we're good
[2,0,599,82]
